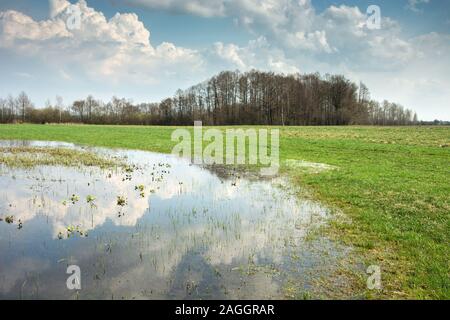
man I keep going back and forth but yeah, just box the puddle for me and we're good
[284,159,338,173]
[0,140,348,299]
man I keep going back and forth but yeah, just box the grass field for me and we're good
[0,124,448,299]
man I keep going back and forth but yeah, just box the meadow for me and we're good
[0,124,448,299]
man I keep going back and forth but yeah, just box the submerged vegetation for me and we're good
[116,195,127,207]
[58,225,88,239]
[4,215,14,224]
[0,146,122,168]
[1,215,22,230]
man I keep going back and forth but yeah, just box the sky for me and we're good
[0,0,449,120]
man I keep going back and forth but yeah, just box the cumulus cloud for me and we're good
[124,0,423,69]
[0,0,203,86]
[0,0,438,82]
[210,36,300,74]
[123,0,227,17]
[213,42,247,69]
[0,10,70,46]
[49,0,70,18]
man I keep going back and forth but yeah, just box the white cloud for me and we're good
[119,1,418,67]
[285,30,334,53]
[123,1,420,69]
[0,0,203,86]
[213,42,247,69]
[13,72,34,78]
[199,2,423,75]
[210,36,300,74]
[0,10,70,46]
[49,0,70,18]
[407,0,431,12]
[122,0,227,17]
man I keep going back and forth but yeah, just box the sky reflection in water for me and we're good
[0,140,344,299]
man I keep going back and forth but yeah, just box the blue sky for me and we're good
[0,0,449,120]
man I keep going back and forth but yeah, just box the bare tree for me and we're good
[55,95,64,123]
[0,98,6,123]
[17,91,31,122]
[72,100,86,122]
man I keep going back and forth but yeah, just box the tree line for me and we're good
[0,70,419,126]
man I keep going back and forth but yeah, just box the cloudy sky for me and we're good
[0,0,449,120]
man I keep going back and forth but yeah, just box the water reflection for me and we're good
[0,140,344,299]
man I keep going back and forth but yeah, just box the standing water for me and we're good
[0,140,347,299]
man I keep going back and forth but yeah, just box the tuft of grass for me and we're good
[117,196,127,207]
[5,215,14,224]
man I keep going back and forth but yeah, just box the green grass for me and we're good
[0,124,448,299]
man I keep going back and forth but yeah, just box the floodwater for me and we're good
[0,140,346,299]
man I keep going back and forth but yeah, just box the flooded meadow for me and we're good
[0,140,350,299]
